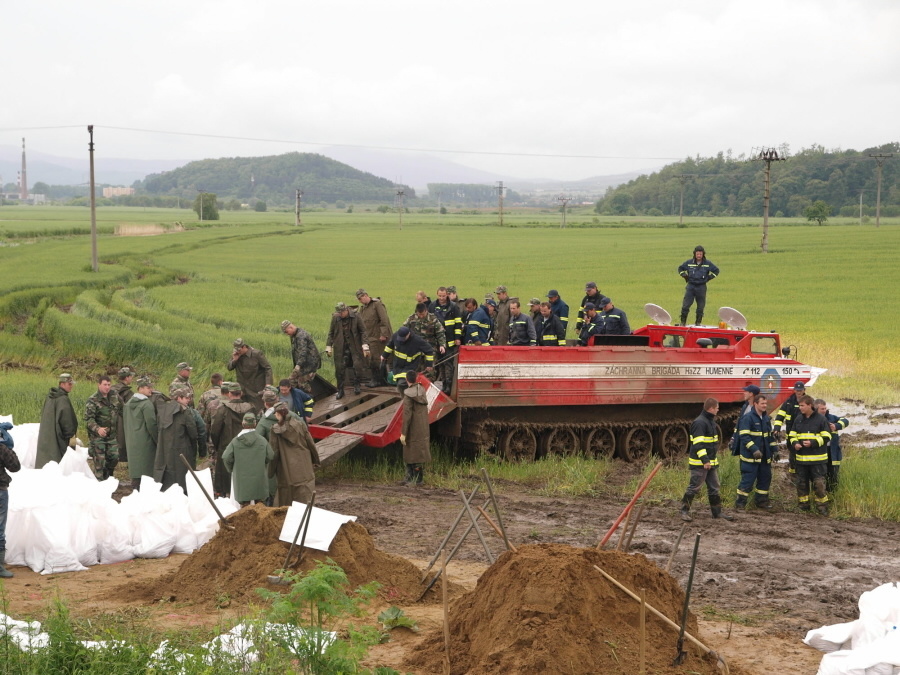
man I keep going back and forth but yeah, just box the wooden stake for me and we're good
[442,547,450,675]
[476,505,518,553]
[616,503,634,551]
[623,502,645,552]
[666,522,688,573]
[639,587,647,675]
[597,461,662,549]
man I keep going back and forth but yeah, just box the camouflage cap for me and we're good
[220,382,232,393]
[273,401,289,414]
[495,285,508,293]
[58,373,75,384]
[171,387,190,399]
[262,384,279,396]
[117,367,135,379]
[335,302,348,312]
[529,297,541,306]
[233,338,246,349]
[242,412,258,426]
[176,362,192,371]
[136,376,153,389]
[355,288,367,298]
[229,382,243,393]
[262,390,278,402]
[280,320,293,333]
[447,286,457,294]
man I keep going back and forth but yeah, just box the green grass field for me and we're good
[2,205,899,516]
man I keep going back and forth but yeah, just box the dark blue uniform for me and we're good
[507,312,536,346]
[535,313,566,346]
[598,307,631,335]
[736,407,775,508]
[465,305,494,345]
[549,297,570,334]
[678,253,719,325]
[823,411,849,490]
[577,314,602,346]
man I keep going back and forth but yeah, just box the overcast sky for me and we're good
[2,0,897,181]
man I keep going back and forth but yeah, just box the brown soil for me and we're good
[410,543,723,675]
[112,504,459,607]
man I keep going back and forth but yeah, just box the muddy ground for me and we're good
[4,455,898,674]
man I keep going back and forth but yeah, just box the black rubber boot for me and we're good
[679,313,688,326]
[411,464,424,485]
[710,495,733,520]
[335,380,345,399]
[680,494,694,522]
[0,550,13,579]
[734,496,748,510]
[353,382,361,395]
[399,464,414,485]
[696,313,703,325]
[816,503,830,517]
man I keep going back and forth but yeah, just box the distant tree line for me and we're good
[595,142,900,218]
[136,152,414,206]
[426,183,523,206]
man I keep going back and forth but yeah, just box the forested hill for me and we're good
[596,143,900,218]
[137,152,414,205]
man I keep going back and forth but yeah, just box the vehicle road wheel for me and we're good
[715,423,727,453]
[499,427,537,462]
[616,427,653,462]
[655,424,689,459]
[539,427,580,457]
[583,427,616,458]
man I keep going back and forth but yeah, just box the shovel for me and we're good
[267,493,316,585]
[673,533,701,666]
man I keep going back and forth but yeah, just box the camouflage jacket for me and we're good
[169,374,195,405]
[85,390,122,440]
[403,312,447,350]
[198,385,227,427]
[290,327,321,376]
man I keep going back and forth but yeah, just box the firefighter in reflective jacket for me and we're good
[680,398,733,521]
[430,287,463,394]
[535,302,566,346]
[788,395,832,515]
[575,281,603,332]
[507,300,537,346]
[735,394,775,511]
[383,327,434,391]
[815,398,849,491]
[577,303,602,345]
[774,381,806,479]
[465,299,496,345]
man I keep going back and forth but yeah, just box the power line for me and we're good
[0,124,685,161]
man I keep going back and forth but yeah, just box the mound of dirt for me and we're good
[114,504,454,607]
[409,543,729,675]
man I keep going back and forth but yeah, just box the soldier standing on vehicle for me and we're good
[814,399,849,491]
[281,320,322,393]
[169,362,195,407]
[678,245,719,326]
[681,398,733,522]
[430,287,463,394]
[507,301,537,346]
[577,303,602,346]
[547,290,570,336]
[326,302,371,398]
[735,393,775,512]
[124,377,158,489]
[355,289,392,386]
[36,373,79,469]
[597,297,631,335]
[404,302,446,380]
[400,371,431,486]
[228,339,273,412]
[448,286,468,321]
[111,368,135,463]
[85,375,122,481]
[528,297,542,324]
[575,282,603,332]
[536,302,566,346]
[493,285,512,345]
[789,395,832,515]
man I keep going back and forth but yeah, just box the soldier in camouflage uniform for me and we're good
[280,320,321,392]
[111,367,135,463]
[325,302,371,398]
[85,374,122,480]
[355,289,391,386]
[169,362,195,407]
[197,373,227,456]
[404,302,446,382]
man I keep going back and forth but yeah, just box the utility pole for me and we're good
[88,126,98,272]
[396,189,405,230]
[752,147,786,253]
[557,195,571,228]
[869,153,893,228]
[858,189,868,226]
[197,189,205,221]
[436,191,442,223]
[676,174,697,226]
[295,189,303,227]
[494,181,505,227]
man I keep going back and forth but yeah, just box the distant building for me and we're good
[103,186,135,198]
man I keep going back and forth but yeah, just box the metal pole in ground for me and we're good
[442,547,451,675]
[665,522,688,573]
[623,502,646,552]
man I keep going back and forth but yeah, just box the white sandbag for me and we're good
[6,420,40,470]
[28,505,88,575]
[120,484,179,559]
[93,501,134,564]
[807,621,860,653]
[58,446,97,479]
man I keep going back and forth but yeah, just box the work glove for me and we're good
[400,434,406,445]
[325,346,333,357]
[362,344,370,354]
[753,449,762,460]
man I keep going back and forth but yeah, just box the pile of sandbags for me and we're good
[5,446,238,575]
[805,583,900,675]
